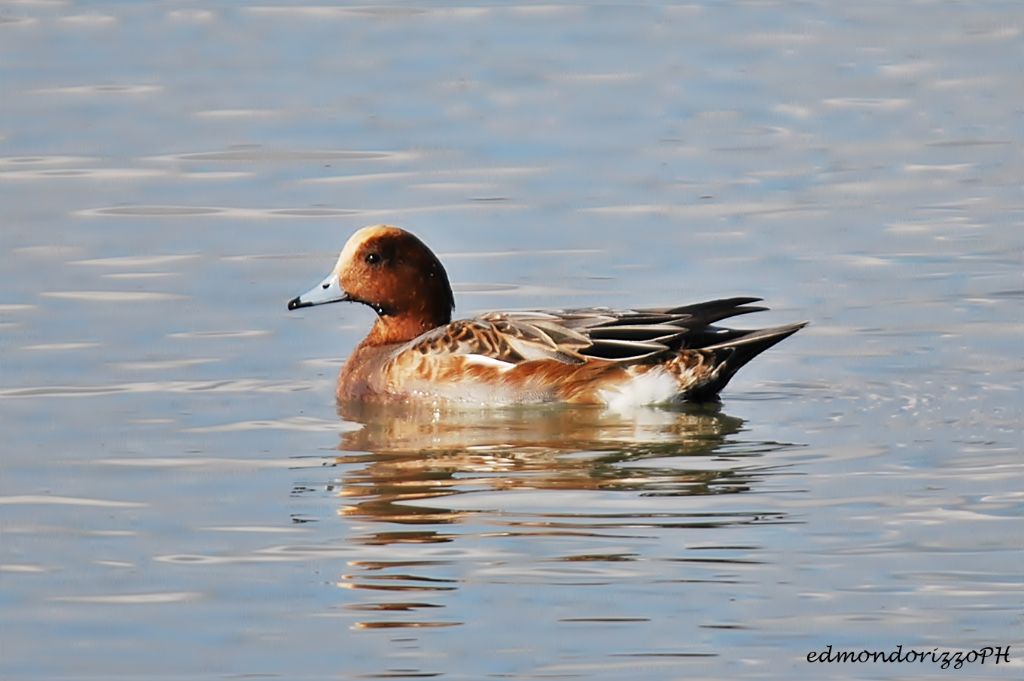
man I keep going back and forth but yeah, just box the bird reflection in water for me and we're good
[330,401,773,531]
[324,402,790,632]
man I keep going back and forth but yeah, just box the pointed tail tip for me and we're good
[683,319,808,402]
[738,320,809,355]
[703,320,808,353]
[778,319,810,336]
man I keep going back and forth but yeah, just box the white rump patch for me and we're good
[597,368,679,410]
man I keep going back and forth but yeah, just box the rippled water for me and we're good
[2,2,1022,680]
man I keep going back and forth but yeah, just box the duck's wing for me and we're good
[400,316,591,366]
[401,297,776,366]
[478,309,682,362]
[483,296,771,362]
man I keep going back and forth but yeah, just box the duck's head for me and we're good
[288,225,454,344]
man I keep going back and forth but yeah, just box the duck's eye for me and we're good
[364,252,381,266]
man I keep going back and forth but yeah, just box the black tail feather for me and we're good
[665,296,764,314]
[683,321,808,401]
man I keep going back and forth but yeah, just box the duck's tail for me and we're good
[681,321,808,402]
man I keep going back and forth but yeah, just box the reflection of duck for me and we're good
[288,225,806,405]
[325,402,800,632]
[333,401,764,531]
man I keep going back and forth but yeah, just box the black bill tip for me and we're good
[287,296,311,311]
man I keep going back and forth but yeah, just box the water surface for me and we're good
[2,2,1022,679]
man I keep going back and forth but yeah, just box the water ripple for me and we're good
[23,342,100,351]
[186,416,352,433]
[76,204,518,218]
[148,148,412,163]
[72,254,199,267]
[156,544,354,565]
[93,456,334,470]
[0,167,164,180]
[0,155,95,167]
[33,84,162,96]
[41,291,185,302]
[0,495,145,508]
[51,592,200,604]
[0,379,317,398]
[167,329,268,339]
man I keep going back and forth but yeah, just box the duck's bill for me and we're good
[287,275,350,310]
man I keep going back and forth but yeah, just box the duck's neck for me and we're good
[364,312,447,346]
[357,264,454,346]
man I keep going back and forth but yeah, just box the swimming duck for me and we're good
[288,225,805,406]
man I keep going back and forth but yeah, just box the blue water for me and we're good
[2,2,1022,679]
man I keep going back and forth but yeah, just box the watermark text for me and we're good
[806,644,1011,670]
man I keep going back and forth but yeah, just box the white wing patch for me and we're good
[462,354,515,372]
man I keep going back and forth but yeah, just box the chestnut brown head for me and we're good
[288,225,454,343]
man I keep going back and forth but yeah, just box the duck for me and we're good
[287,225,806,407]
